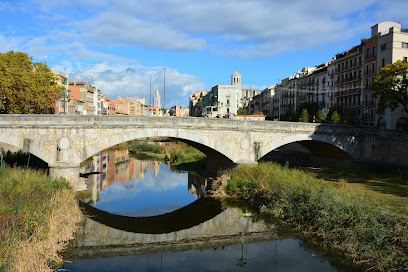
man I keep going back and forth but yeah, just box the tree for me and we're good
[371,60,408,114]
[0,51,59,114]
[328,104,343,121]
[315,109,326,123]
[237,108,246,115]
[299,109,309,122]
[296,102,320,122]
[331,110,341,124]
[344,108,358,125]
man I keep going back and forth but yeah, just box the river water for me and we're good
[62,149,352,272]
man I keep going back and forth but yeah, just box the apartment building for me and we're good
[108,99,118,115]
[169,105,189,116]
[189,90,208,117]
[68,80,94,115]
[252,85,275,116]
[239,88,261,111]
[334,44,363,123]
[362,35,378,126]
[374,21,408,129]
[100,96,108,115]
[326,60,336,109]
[54,73,69,114]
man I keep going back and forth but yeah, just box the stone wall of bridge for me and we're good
[0,115,407,189]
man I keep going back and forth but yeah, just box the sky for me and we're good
[1,0,408,108]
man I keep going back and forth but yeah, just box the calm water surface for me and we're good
[63,149,350,272]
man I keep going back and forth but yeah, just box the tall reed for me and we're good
[212,162,408,271]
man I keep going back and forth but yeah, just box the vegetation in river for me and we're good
[1,148,48,170]
[0,166,82,271]
[127,139,207,171]
[211,162,408,271]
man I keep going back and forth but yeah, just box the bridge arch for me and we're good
[258,133,356,161]
[82,128,236,168]
[0,133,50,164]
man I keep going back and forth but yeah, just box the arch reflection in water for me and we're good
[65,205,340,272]
[80,150,210,217]
[70,205,277,258]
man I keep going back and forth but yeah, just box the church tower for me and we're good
[154,89,161,109]
[231,69,241,87]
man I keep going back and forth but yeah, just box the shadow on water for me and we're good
[79,197,224,234]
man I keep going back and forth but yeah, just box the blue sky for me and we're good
[1,0,408,108]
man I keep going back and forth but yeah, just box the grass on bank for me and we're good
[0,167,82,271]
[127,139,207,171]
[211,162,408,271]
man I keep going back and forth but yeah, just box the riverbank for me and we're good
[211,162,408,271]
[0,167,82,271]
[127,139,207,171]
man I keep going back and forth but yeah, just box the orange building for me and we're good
[108,99,118,115]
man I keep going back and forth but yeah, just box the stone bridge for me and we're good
[0,115,407,189]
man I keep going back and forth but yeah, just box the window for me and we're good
[382,58,385,68]
[366,48,370,59]
[402,42,408,48]
[370,108,374,119]
[365,64,369,75]
[373,46,376,57]
[381,43,387,50]
[371,62,375,74]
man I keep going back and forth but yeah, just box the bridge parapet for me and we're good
[1,115,407,189]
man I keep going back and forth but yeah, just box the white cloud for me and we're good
[0,34,22,52]
[0,2,11,10]
[26,40,136,63]
[78,11,206,52]
[64,63,204,107]
[109,0,379,57]
[12,0,408,60]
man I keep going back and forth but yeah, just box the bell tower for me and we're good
[231,69,241,87]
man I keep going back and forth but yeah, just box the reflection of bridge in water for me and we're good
[70,199,279,259]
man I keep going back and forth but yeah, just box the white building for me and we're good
[204,69,242,116]
[374,21,408,130]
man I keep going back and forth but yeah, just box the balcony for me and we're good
[336,61,363,73]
